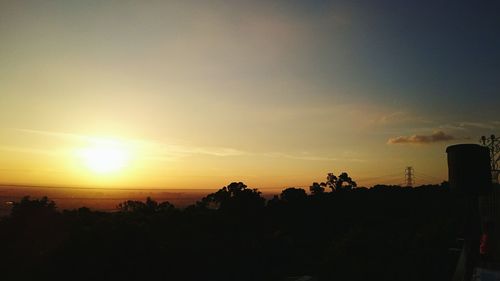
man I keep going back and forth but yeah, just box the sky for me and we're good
[0,0,499,190]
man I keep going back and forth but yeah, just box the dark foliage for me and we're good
[197,182,265,214]
[117,196,176,214]
[320,172,357,191]
[309,182,325,195]
[0,182,464,281]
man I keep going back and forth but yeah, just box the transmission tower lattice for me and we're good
[480,135,500,183]
[405,166,415,187]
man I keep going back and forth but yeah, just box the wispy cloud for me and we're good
[262,152,365,162]
[433,121,500,132]
[458,121,498,130]
[157,144,247,158]
[15,128,93,141]
[12,128,247,160]
[371,111,432,126]
[387,131,456,144]
[12,128,364,163]
[0,145,62,155]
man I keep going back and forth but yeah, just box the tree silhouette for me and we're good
[321,172,357,191]
[280,187,307,204]
[309,182,325,195]
[117,197,175,213]
[0,183,463,281]
[337,172,357,190]
[118,200,143,212]
[321,172,338,191]
[199,182,265,212]
[157,201,175,212]
[11,196,57,219]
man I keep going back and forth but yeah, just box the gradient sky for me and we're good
[1,0,499,189]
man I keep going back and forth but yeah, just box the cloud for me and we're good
[374,111,415,124]
[369,111,433,127]
[14,128,108,144]
[262,152,365,162]
[12,128,362,162]
[387,131,456,144]
[162,145,246,157]
[435,121,500,132]
[0,145,62,155]
[13,128,247,160]
[458,121,498,130]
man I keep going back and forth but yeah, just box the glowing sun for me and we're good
[78,140,130,174]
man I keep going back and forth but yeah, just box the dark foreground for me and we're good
[0,183,463,281]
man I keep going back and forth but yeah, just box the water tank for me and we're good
[447,144,492,195]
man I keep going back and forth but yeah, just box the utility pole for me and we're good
[480,135,500,183]
[405,166,414,187]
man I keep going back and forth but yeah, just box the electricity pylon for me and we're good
[405,166,414,187]
[480,135,500,183]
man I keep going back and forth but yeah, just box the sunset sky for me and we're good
[1,0,499,189]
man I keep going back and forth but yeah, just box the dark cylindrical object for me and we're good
[447,144,492,195]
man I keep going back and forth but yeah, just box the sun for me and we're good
[78,139,130,174]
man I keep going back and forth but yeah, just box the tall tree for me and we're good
[309,182,325,195]
[280,187,307,203]
[322,172,357,191]
[199,182,265,212]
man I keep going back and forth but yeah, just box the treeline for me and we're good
[0,175,464,281]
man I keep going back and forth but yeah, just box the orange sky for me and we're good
[0,1,498,190]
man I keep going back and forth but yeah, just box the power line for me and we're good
[413,171,443,181]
